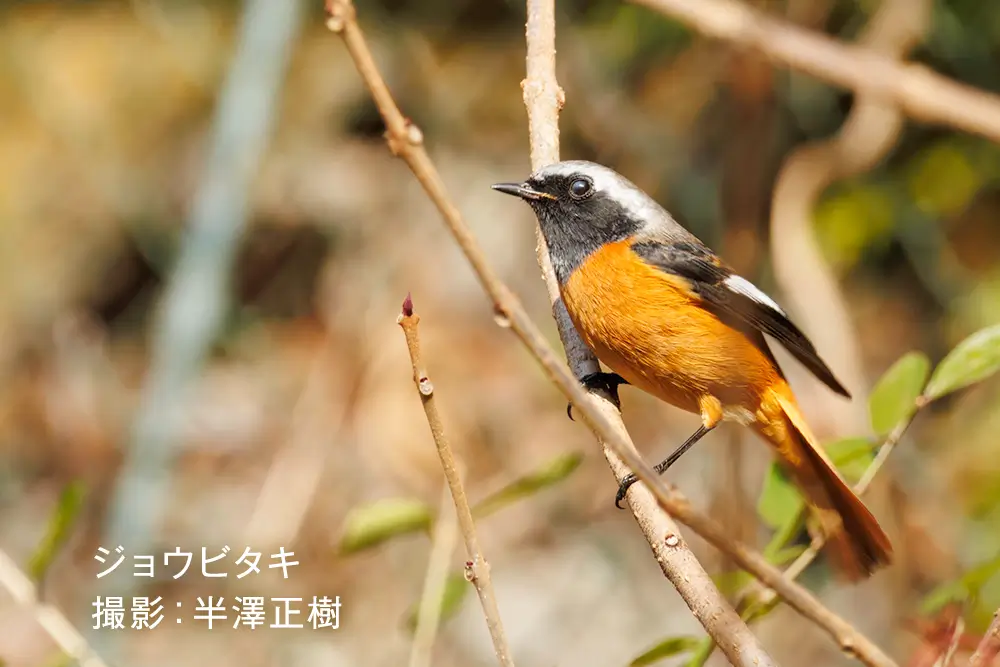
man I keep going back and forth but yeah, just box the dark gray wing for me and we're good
[631,239,851,398]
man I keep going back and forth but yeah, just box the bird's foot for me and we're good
[615,473,639,509]
[567,372,629,420]
[614,457,672,509]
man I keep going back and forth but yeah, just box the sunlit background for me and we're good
[1,0,999,666]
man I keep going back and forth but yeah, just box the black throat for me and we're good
[532,200,643,285]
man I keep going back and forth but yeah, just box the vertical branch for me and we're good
[326,5,895,665]
[398,296,515,667]
[520,3,779,667]
[523,1,595,372]
[409,486,461,667]
[104,0,306,553]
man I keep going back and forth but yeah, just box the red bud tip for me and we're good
[401,292,414,317]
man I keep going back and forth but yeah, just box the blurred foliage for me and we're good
[404,572,468,633]
[339,450,583,628]
[469,451,583,519]
[339,497,434,554]
[27,481,86,584]
[924,323,1000,399]
[628,636,702,666]
[920,554,1000,616]
[1,0,1000,666]
[642,323,1000,665]
[868,352,930,436]
[338,451,583,555]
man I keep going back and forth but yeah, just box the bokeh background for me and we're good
[1,0,999,666]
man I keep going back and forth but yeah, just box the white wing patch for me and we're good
[724,275,785,315]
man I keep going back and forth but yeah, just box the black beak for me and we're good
[491,182,555,201]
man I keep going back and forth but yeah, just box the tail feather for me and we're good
[763,390,893,581]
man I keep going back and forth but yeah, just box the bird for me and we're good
[492,160,892,580]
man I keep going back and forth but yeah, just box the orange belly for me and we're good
[560,240,781,417]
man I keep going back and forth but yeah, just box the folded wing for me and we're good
[631,239,851,398]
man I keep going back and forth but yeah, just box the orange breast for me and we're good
[561,239,780,414]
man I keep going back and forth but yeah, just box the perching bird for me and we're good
[492,160,892,580]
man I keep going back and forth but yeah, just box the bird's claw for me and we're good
[567,372,629,421]
[615,473,639,509]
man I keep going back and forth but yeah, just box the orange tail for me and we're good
[756,387,893,581]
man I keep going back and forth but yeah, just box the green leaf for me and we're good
[769,545,808,566]
[28,481,86,583]
[713,545,803,599]
[712,569,753,598]
[920,554,1000,615]
[629,636,702,666]
[756,463,804,530]
[868,352,931,435]
[41,652,71,667]
[925,324,1000,400]
[405,572,469,632]
[339,498,433,554]
[472,452,583,519]
[826,438,876,482]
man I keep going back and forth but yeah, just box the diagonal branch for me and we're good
[398,297,514,667]
[737,405,921,625]
[0,549,109,667]
[968,610,1000,667]
[324,2,895,665]
[521,2,776,666]
[629,0,1000,145]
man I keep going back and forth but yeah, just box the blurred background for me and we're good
[1,0,999,666]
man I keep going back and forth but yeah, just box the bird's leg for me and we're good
[614,423,716,509]
[567,372,630,420]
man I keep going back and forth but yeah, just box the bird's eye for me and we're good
[569,178,593,199]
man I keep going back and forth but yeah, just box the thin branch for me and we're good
[855,403,921,495]
[934,615,965,667]
[687,399,925,666]
[398,296,514,667]
[521,2,777,667]
[751,394,921,611]
[969,610,1000,667]
[409,485,460,667]
[0,549,109,667]
[629,0,1000,145]
[325,3,894,666]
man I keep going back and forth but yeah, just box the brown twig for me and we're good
[629,0,1000,145]
[326,3,894,665]
[409,485,460,667]
[397,295,514,667]
[0,548,109,667]
[934,615,966,667]
[521,2,777,666]
[969,610,1000,667]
